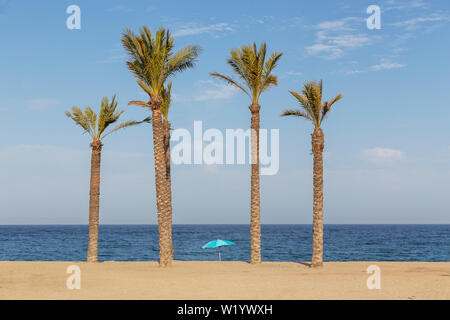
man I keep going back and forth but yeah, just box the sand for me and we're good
[0,261,449,300]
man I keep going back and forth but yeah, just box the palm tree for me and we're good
[65,95,148,262]
[281,80,343,268]
[122,26,200,267]
[211,43,282,264]
[160,83,173,257]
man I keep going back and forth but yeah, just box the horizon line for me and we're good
[0,223,448,226]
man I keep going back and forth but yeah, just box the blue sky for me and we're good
[0,0,449,224]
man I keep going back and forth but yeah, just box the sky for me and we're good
[0,0,449,224]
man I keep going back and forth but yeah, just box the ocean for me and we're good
[0,224,448,261]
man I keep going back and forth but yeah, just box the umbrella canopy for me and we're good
[202,239,235,249]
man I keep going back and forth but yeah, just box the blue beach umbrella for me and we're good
[201,239,235,261]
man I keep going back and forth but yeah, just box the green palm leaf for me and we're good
[66,95,146,141]
[211,42,282,104]
[282,80,343,127]
[122,26,201,101]
[65,107,96,138]
[128,100,152,108]
[280,109,313,121]
[209,72,250,97]
[101,117,151,139]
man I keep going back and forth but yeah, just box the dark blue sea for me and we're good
[0,225,448,261]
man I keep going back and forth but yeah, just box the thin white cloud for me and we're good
[345,69,364,75]
[277,16,304,30]
[247,15,275,25]
[346,59,406,75]
[370,60,406,71]
[193,80,239,102]
[392,14,450,31]
[172,80,239,103]
[107,5,135,12]
[27,99,60,110]
[284,71,304,77]
[173,23,233,38]
[306,17,372,59]
[362,147,405,163]
[330,34,371,48]
[96,44,127,64]
[96,54,127,64]
[392,47,407,53]
[384,0,429,12]
[307,44,343,59]
[316,18,355,31]
[387,6,450,55]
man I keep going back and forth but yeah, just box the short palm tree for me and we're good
[65,95,148,262]
[211,42,282,264]
[281,80,343,268]
[122,26,200,267]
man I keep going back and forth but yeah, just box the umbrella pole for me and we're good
[219,248,221,261]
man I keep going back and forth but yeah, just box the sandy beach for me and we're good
[0,261,449,300]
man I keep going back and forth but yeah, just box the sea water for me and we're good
[0,224,448,261]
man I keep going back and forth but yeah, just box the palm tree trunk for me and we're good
[163,120,174,261]
[249,103,261,264]
[311,128,324,268]
[150,99,172,268]
[87,139,103,263]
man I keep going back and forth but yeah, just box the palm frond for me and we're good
[137,80,154,97]
[327,93,343,108]
[84,106,97,134]
[280,109,312,120]
[212,42,281,104]
[261,75,278,94]
[166,45,201,78]
[65,106,95,138]
[321,93,343,122]
[101,117,151,139]
[288,90,315,123]
[301,82,322,127]
[228,48,251,82]
[97,95,124,137]
[128,100,152,108]
[209,72,250,97]
[285,80,343,127]
[264,51,283,76]
[66,95,144,141]
[122,25,200,102]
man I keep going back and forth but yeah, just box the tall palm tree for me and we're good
[65,95,148,262]
[122,26,200,267]
[211,43,282,264]
[281,80,343,268]
[160,83,173,257]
